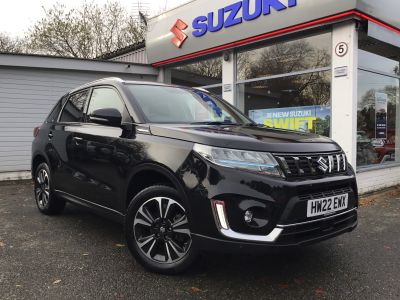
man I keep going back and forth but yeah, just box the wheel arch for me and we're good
[125,163,189,212]
[31,152,50,177]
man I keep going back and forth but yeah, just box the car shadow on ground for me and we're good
[59,202,342,282]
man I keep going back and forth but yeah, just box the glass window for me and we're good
[237,33,331,81]
[357,33,400,168]
[170,56,222,87]
[359,50,400,76]
[357,70,399,167]
[237,71,331,136]
[128,85,250,124]
[87,87,125,116]
[59,90,89,123]
[47,96,66,123]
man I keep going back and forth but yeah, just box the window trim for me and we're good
[236,67,331,85]
[57,88,91,124]
[358,67,400,80]
[46,95,66,124]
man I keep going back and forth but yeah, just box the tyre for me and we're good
[33,162,66,215]
[125,185,197,274]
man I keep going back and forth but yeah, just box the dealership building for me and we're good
[1,0,400,194]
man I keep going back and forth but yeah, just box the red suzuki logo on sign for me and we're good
[170,19,188,48]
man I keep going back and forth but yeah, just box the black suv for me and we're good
[32,78,358,274]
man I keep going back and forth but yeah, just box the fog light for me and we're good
[244,210,254,223]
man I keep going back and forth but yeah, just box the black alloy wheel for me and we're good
[34,162,65,215]
[125,185,197,274]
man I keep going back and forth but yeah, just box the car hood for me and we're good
[149,124,341,153]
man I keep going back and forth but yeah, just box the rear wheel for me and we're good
[34,162,65,215]
[125,185,197,274]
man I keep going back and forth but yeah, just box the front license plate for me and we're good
[307,194,349,218]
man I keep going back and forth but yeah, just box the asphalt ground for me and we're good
[0,181,399,300]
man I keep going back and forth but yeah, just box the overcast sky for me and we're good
[0,0,190,38]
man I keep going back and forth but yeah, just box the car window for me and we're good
[47,96,66,123]
[127,85,251,124]
[87,87,126,117]
[59,90,89,123]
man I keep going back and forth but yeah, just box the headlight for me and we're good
[193,144,283,177]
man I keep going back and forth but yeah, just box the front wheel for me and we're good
[34,162,65,215]
[125,185,197,274]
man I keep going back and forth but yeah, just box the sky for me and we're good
[0,0,190,38]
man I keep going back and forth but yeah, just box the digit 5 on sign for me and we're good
[335,42,348,57]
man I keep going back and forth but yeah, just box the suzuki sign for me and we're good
[146,0,400,65]
[192,0,297,38]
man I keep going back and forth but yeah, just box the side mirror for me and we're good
[89,108,122,127]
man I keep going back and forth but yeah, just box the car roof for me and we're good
[69,77,193,95]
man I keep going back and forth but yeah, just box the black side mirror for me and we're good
[89,108,122,127]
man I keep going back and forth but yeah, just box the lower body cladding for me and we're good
[182,161,358,252]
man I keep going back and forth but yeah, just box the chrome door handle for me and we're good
[73,136,84,145]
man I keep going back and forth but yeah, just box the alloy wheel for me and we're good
[133,197,192,264]
[35,169,50,209]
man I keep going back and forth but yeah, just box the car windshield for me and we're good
[127,84,251,125]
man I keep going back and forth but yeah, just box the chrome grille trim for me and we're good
[274,152,347,178]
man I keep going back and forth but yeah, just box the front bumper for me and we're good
[192,209,357,252]
[179,154,359,251]
[216,207,357,244]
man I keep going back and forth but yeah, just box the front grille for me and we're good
[274,152,347,178]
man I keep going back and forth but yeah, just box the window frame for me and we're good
[46,95,67,123]
[57,88,91,124]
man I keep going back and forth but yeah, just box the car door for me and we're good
[67,86,133,211]
[48,89,90,196]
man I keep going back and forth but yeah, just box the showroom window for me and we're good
[236,32,332,136]
[357,49,400,168]
[170,56,223,96]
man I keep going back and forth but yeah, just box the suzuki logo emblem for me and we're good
[170,19,188,48]
[317,157,329,173]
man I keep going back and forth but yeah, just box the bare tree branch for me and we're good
[27,2,146,58]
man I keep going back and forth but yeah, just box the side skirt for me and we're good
[55,189,125,224]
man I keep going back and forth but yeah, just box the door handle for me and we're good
[48,132,53,139]
[73,136,84,145]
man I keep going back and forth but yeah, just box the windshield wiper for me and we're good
[243,122,260,127]
[190,121,238,125]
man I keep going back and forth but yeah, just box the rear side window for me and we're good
[59,90,89,123]
[47,96,66,123]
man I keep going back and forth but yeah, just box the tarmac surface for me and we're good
[0,181,399,300]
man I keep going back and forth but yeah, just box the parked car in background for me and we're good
[32,78,358,274]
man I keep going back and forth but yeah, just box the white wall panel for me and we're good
[0,64,157,175]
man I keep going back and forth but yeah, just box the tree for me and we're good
[242,40,331,108]
[0,32,25,53]
[179,57,222,79]
[28,2,146,59]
